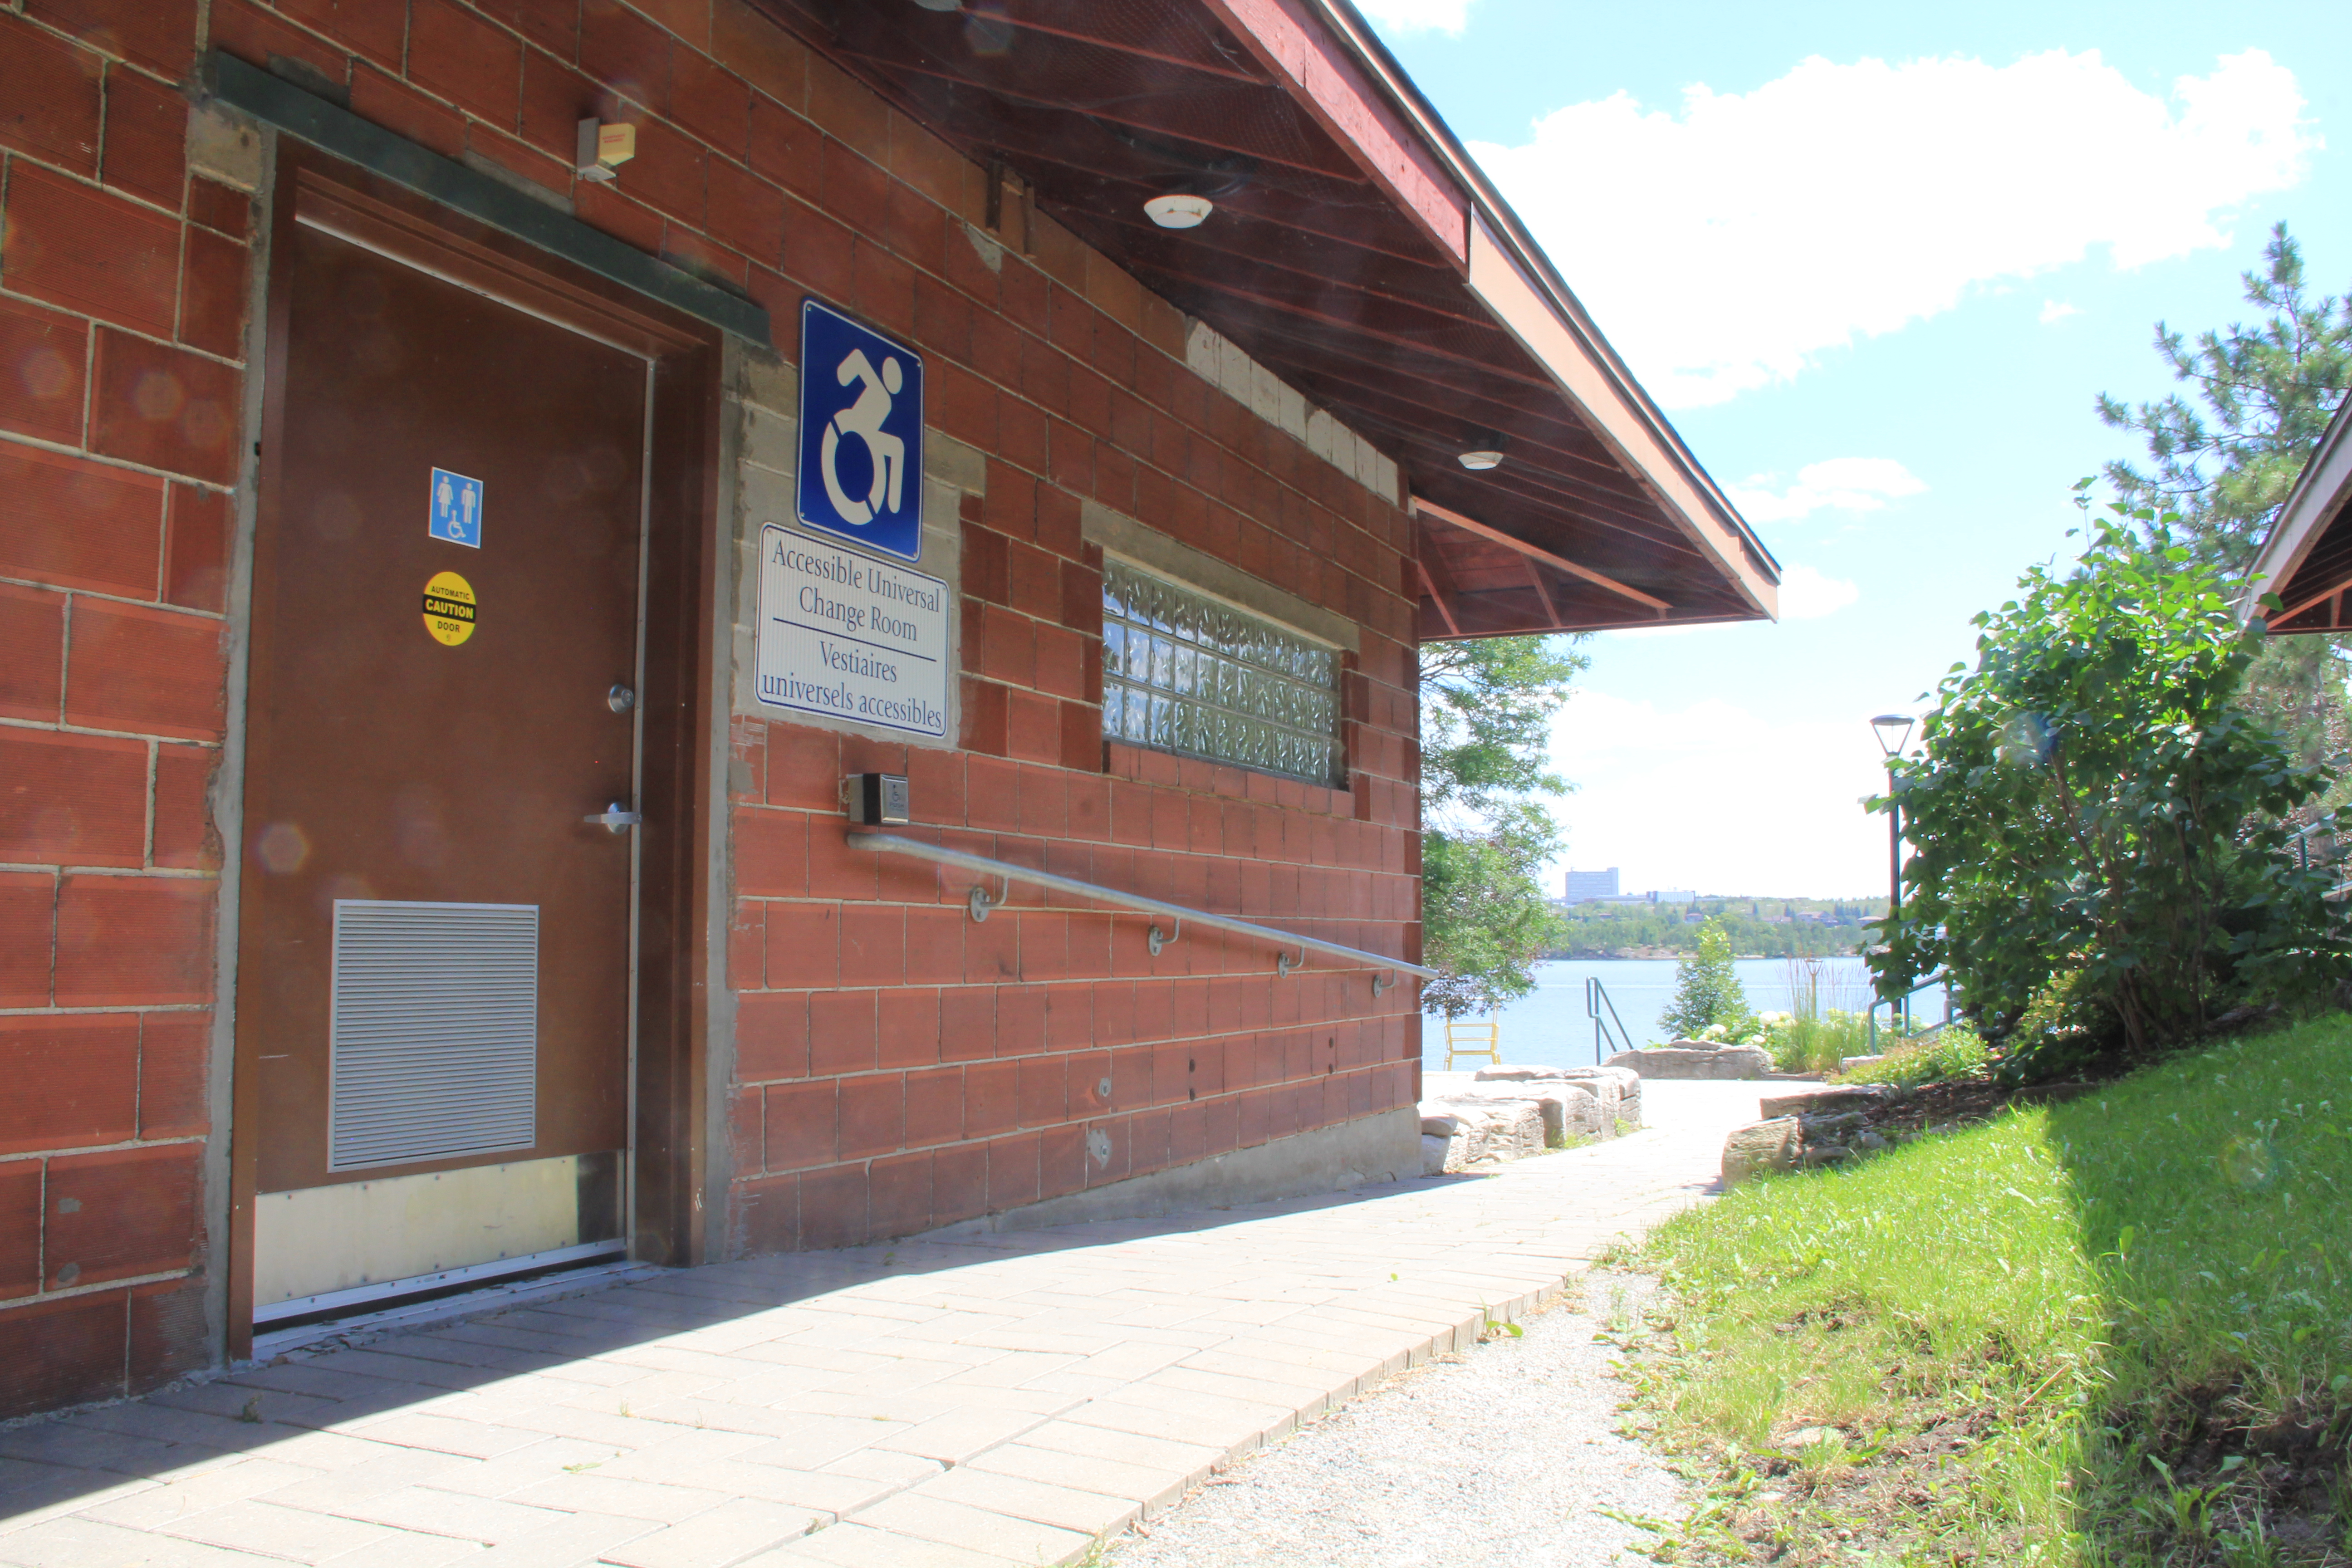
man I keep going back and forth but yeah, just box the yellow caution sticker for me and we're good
[421,570,477,646]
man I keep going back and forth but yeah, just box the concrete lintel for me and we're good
[1081,501,1361,652]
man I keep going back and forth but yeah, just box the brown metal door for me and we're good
[240,220,645,1218]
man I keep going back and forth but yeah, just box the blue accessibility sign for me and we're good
[428,467,484,548]
[798,299,923,562]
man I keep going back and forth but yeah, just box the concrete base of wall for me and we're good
[924,1108,1425,1238]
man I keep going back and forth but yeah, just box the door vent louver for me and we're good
[330,900,538,1171]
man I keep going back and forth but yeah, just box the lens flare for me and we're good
[254,822,309,874]
[2218,1133,2279,1190]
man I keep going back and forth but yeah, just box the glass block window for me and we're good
[1100,558,1342,787]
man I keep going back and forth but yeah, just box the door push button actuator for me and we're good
[607,684,636,714]
[585,802,641,833]
[844,773,910,826]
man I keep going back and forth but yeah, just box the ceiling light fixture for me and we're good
[911,0,961,11]
[1143,193,1214,229]
[1457,432,1506,471]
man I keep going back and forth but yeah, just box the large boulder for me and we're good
[1542,1087,1605,1142]
[1564,1065,1643,1132]
[1757,1084,1901,1119]
[1721,1117,1805,1184]
[1452,1088,1585,1147]
[1607,1044,1773,1080]
[1414,1065,1647,1174]
[1473,1064,1642,1133]
[1417,1096,1546,1170]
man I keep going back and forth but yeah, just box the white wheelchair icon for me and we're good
[434,473,476,541]
[819,348,906,528]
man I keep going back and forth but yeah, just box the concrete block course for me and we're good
[0,1083,1757,1566]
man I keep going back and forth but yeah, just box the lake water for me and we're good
[1422,957,1951,1071]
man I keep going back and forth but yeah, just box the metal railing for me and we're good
[845,831,1437,988]
[2287,819,2352,901]
[1586,976,1632,1064]
[1867,970,1951,1052]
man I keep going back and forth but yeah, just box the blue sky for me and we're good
[1366,0,2352,897]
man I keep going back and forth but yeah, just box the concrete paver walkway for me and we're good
[0,1083,1761,1568]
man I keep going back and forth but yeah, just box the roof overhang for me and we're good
[752,0,1777,637]
[2247,397,2352,635]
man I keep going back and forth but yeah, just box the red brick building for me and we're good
[0,0,1775,1417]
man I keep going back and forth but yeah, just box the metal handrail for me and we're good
[846,831,1438,982]
[1867,970,1951,1051]
[2286,819,2352,901]
[1586,976,1632,1064]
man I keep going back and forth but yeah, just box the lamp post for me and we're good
[1870,713,1914,1029]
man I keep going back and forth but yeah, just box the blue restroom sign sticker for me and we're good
[798,299,923,562]
[428,468,483,548]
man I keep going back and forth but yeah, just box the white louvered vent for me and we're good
[330,900,538,1171]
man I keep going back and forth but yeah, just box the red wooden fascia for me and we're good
[1197,0,1469,265]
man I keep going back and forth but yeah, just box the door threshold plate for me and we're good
[254,1237,627,1325]
[250,1256,660,1360]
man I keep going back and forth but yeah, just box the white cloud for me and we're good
[1777,563,1861,620]
[1548,694,1892,896]
[1471,49,2317,406]
[1356,0,1473,36]
[2039,299,2083,324]
[1728,457,1927,523]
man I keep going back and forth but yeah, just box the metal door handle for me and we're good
[585,803,641,833]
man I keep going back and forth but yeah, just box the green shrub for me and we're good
[1749,1009,1875,1075]
[1838,1023,1989,1086]
[1987,970,2123,1085]
[1746,956,1900,1073]
[1877,514,2347,1058]
[1656,918,1754,1040]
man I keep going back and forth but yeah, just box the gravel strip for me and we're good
[1107,1273,1683,1568]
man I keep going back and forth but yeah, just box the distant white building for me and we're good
[1564,867,1620,902]
[1564,872,1700,907]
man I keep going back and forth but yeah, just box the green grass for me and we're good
[1634,1016,2352,1565]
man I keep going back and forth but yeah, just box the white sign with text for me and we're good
[755,524,949,738]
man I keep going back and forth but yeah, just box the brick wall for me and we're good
[727,729,1423,1250]
[0,0,1426,1411]
[707,22,1427,1247]
[0,0,233,1416]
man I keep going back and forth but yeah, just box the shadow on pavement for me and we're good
[0,1168,1500,1521]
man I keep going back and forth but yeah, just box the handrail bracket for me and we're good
[967,875,1011,924]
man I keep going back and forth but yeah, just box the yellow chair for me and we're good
[1443,1020,1501,1070]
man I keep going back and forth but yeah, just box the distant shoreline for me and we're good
[1544,947,1863,962]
